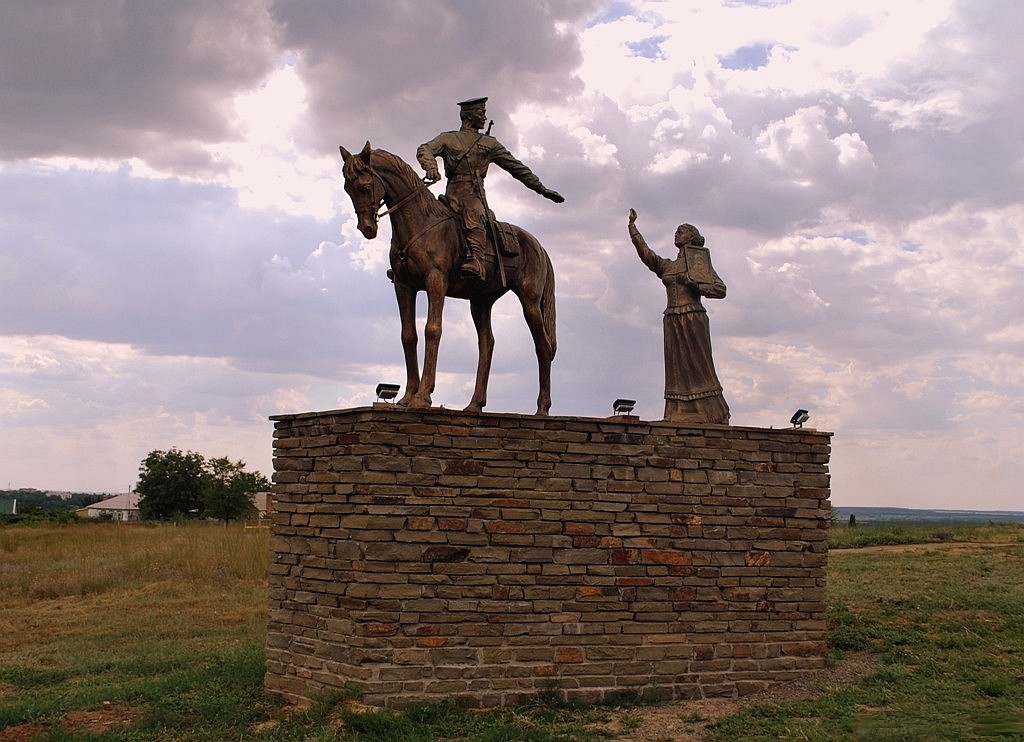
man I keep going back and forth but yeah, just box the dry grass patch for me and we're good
[0,521,269,604]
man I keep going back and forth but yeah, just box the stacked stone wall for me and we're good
[265,407,831,708]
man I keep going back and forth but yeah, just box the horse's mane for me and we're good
[372,148,448,218]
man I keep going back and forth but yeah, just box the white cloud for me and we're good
[755,106,875,187]
[0,0,1022,510]
[210,62,343,220]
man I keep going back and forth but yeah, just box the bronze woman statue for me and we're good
[628,208,730,424]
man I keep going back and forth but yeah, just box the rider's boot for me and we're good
[461,234,486,280]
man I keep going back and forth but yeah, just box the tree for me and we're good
[136,448,206,520]
[200,457,270,524]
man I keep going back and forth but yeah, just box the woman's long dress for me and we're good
[660,263,730,424]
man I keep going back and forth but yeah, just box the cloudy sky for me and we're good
[2,0,1021,510]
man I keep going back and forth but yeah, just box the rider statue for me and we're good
[417,97,565,280]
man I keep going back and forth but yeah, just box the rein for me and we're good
[368,164,455,261]
[372,170,424,220]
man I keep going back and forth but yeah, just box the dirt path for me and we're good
[591,651,878,742]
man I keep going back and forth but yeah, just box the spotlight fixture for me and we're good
[375,383,400,403]
[612,398,636,416]
[790,409,810,428]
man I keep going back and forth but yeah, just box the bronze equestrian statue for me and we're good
[340,140,558,415]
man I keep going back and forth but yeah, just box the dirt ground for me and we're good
[591,651,878,742]
[0,702,143,742]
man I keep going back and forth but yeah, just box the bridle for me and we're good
[352,158,434,225]
[372,170,427,222]
[350,159,456,261]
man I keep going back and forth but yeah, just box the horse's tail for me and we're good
[541,250,557,358]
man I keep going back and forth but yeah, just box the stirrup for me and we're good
[460,258,485,279]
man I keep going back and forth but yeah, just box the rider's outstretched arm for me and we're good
[489,140,564,202]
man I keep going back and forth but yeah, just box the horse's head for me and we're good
[340,141,383,239]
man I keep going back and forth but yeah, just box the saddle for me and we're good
[438,195,520,259]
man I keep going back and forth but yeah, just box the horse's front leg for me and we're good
[394,283,420,406]
[463,297,496,414]
[409,272,446,409]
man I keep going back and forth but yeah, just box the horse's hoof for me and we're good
[462,403,484,414]
[407,397,432,409]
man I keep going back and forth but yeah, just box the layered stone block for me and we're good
[265,407,831,708]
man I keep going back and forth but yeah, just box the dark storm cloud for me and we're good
[0,0,606,185]
[0,0,279,170]
[0,166,394,378]
[270,0,602,151]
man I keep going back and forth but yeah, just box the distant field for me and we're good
[1,520,1022,740]
[833,506,1024,524]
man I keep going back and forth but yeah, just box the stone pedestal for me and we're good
[265,407,831,708]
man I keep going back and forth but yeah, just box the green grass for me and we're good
[2,521,1023,740]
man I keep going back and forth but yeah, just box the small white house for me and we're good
[254,491,273,518]
[77,492,141,521]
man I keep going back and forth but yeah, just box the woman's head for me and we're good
[675,224,704,247]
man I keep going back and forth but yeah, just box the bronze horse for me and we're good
[340,142,556,415]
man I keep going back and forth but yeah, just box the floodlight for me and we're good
[790,409,810,428]
[376,383,400,403]
[612,398,636,416]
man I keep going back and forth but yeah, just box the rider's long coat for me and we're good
[416,130,547,233]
